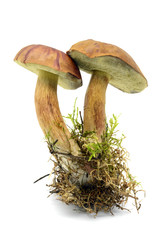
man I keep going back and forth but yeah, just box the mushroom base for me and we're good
[46,112,143,215]
[48,150,142,215]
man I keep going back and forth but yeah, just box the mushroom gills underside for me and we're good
[14,60,81,90]
[69,51,148,93]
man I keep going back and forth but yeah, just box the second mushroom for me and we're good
[67,39,148,141]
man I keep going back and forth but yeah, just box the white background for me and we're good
[0,0,160,239]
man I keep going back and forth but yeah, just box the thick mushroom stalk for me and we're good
[35,70,79,155]
[84,71,109,141]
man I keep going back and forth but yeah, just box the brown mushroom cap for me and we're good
[14,44,82,89]
[67,39,148,93]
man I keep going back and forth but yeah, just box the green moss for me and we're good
[46,99,144,215]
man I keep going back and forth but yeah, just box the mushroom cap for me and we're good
[67,39,148,93]
[14,44,82,89]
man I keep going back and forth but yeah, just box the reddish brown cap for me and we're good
[14,44,82,89]
[67,39,148,93]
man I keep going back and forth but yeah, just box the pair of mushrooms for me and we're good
[14,40,147,159]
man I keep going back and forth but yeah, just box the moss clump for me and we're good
[46,100,143,215]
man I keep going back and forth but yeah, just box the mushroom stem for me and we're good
[84,71,109,141]
[35,70,80,155]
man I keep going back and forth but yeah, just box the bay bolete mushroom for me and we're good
[67,39,148,141]
[14,44,82,155]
